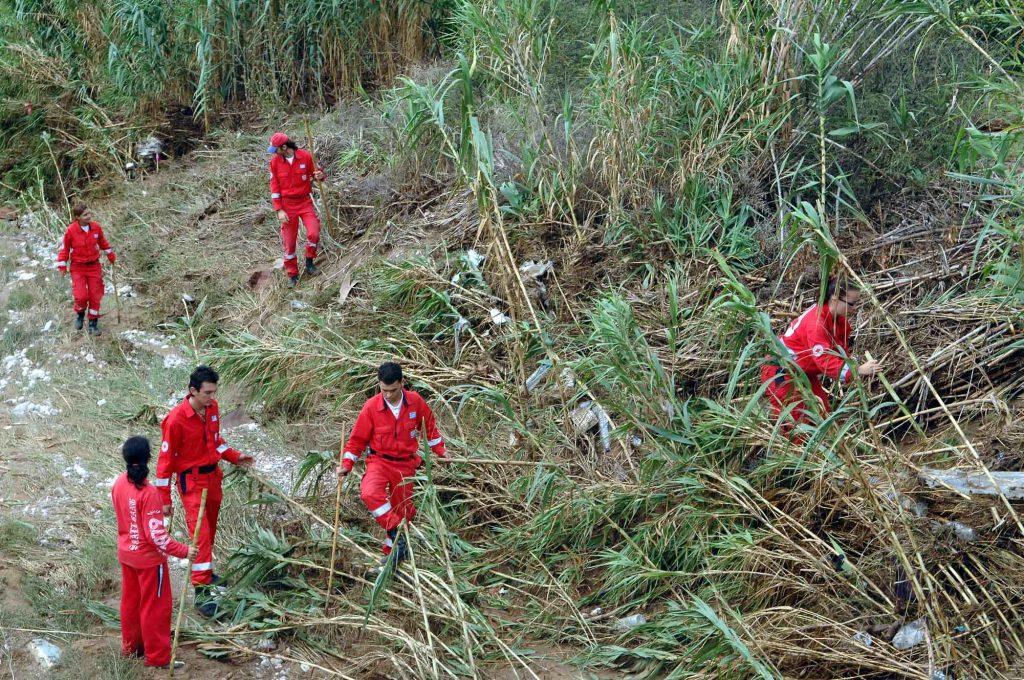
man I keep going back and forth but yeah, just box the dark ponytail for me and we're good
[122,436,151,489]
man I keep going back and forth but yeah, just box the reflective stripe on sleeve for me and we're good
[343,452,359,462]
[427,437,443,447]
[271,193,281,198]
[216,444,229,454]
[371,502,392,518]
[840,364,851,381]
[191,562,212,571]
[152,477,171,487]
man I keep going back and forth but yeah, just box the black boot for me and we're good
[74,311,85,331]
[87,318,100,336]
[305,257,319,276]
[287,275,298,289]
[194,586,219,618]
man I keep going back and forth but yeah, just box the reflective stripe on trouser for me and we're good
[120,562,174,667]
[279,197,321,278]
[70,261,104,319]
[360,457,420,547]
[179,468,223,585]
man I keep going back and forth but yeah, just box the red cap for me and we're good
[268,132,289,153]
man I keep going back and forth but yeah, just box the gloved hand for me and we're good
[107,251,117,264]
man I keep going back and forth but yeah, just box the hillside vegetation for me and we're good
[3,0,1024,678]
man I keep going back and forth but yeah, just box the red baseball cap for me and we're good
[267,132,289,153]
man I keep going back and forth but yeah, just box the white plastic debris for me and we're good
[136,136,163,162]
[852,631,873,647]
[519,260,553,279]
[465,249,485,270]
[595,403,612,453]
[181,293,195,303]
[27,638,61,669]
[558,367,576,390]
[614,614,647,631]
[525,361,552,392]
[891,617,927,650]
[84,353,95,363]
[590,606,604,617]
[569,401,599,433]
[948,521,978,542]
[489,308,511,326]
[42,320,54,333]
[97,399,107,406]
[290,300,309,310]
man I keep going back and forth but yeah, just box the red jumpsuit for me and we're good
[269,149,321,278]
[112,473,189,667]
[154,397,246,585]
[341,390,446,554]
[761,303,853,425]
[56,220,116,320]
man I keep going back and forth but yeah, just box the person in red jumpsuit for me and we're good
[761,277,882,430]
[56,203,116,335]
[267,132,324,288]
[154,365,253,616]
[113,435,196,670]
[338,362,447,570]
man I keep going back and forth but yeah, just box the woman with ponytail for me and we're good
[112,436,196,669]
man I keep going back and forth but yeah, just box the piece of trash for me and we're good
[629,434,643,448]
[136,136,163,166]
[291,300,309,310]
[41,320,53,332]
[953,624,969,634]
[614,614,647,631]
[891,617,927,650]
[524,361,552,392]
[595,403,612,453]
[852,631,872,647]
[489,308,511,326]
[97,399,107,406]
[181,294,195,303]
[519,260,554,279]
[590,606,603,617]
[948,521,978,542]
[498,587,509,596]
[27,638,61,669]
[569,400,599,433]
[559,367,576,391]
[465,249,485,270]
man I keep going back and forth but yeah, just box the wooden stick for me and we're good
[446,457,553,467]
[303,115,334,247]
[170,488,207,679]
[110,260,122,324]
[325,431,349,613]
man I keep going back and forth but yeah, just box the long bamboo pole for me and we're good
[169,488,208,678]
[303,116,334,248]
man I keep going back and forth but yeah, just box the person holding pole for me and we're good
[267,132,324,288]
[112,436,195,670]
[761,276,882,430]
[154,366,254,617]
[337,362,447,571]
[56,203,117,335]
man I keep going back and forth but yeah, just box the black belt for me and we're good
[368,450,413,463]
[179,464,218,493]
